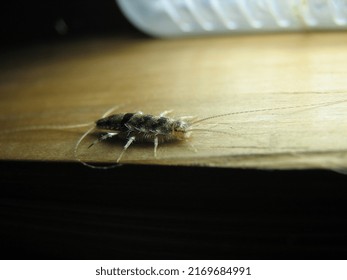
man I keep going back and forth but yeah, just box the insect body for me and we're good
[96,112,191,143]
[77,110,195,166]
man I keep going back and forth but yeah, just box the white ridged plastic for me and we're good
[116,0,347,37]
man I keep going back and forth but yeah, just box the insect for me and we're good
[73,98,347,169]
[75,109,199,168]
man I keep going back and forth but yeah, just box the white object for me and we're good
[116,0,347,37]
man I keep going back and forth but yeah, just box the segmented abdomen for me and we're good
[96,112,176,142]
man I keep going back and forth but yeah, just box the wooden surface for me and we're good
[1,33,347,170]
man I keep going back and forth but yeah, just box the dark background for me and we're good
[1,0,347,260]
[1,162,347,259]
[1,0,143,47]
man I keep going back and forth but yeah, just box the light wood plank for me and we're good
[1,33,347,170]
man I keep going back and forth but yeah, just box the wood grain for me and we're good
[1,33,347,170]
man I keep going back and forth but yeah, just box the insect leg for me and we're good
[102,105,121,118]
[186,140,198,153]
[179,115,196,121]
[154,136,159,158]
[159,110,173,117]
[117,136,136,163]
[88,132,118,148]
